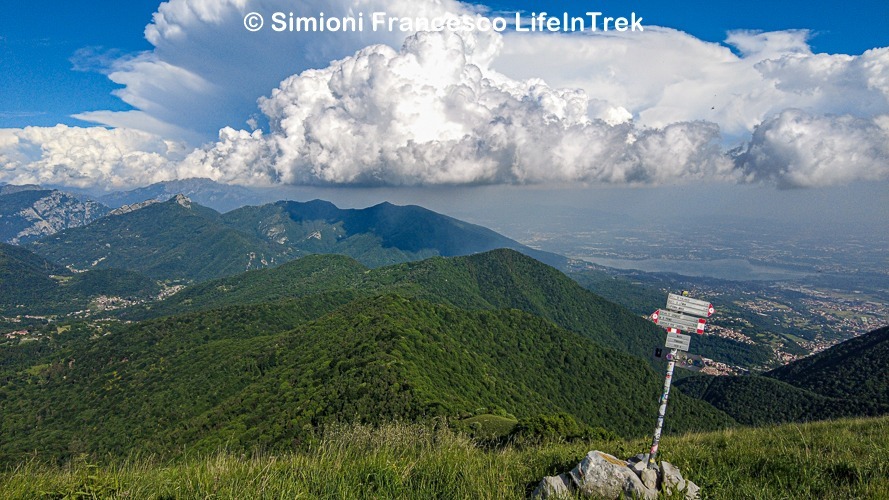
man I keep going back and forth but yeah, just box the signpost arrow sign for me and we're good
[655,309,706,334]
[666,293,714,317]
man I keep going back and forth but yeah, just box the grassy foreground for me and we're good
[2,416,887,499]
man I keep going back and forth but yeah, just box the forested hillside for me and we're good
[676,325,889,424]
[132,249,669,362]
[0,293,731,464]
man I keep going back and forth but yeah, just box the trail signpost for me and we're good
[645,292,714,469]
[664,331,691,351]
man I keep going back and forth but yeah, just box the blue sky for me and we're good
[1,0,886,129]
[0,1,157,127]
[479,0,887,53]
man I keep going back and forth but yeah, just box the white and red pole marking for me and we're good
[696,318,706,334]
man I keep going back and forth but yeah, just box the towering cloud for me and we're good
[74,0,467,140]
[184,29,733,186]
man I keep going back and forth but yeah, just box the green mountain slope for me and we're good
[676,325,889,424]
[766,325,889,401]
[675,374,887,426]
[133,253,368,317]
[0,242,64,309]
[29,196,284,282]
[223,200,567,268]
[0,294,731,463]
[134,249,665,362]
[0,243,159,317]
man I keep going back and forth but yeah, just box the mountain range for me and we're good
[27,194,565,281]
[98,178,265,213]
[0,181,886,467]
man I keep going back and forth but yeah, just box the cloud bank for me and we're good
[1,0,888,190]
[0,125,187,189]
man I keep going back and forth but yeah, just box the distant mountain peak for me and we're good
[173,194,192,208]
[110,194,193,217]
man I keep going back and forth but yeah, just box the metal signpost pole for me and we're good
[645,347,676,469]
[645,293,713,470]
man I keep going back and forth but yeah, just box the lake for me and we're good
[578,257,814,281]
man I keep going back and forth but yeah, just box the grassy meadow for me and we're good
[2,416,887,499]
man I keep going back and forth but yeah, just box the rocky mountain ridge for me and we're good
[0,187,109,244]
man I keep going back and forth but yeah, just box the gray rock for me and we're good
[627,454,659,475]
[660,461,686,495]
[532,473,575,499]
[684,480,701,500]
[570,451,656,500]
[641,468,658,490]
[629,460,645,479]
[532,451,700,500]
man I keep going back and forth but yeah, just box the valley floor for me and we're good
[2,416,887,499]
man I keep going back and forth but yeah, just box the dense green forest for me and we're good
[3,234,887,476]
[675,325,889,425]
[0,293,730,464]
[135,249,766,369]
[29,197,284,281]
[675,374,888,426]
[131,249,690,363]
[766,325,889,401]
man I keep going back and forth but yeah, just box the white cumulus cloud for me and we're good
[735,110,889,188]
[0,125,192,190]
[494,29,889,138]
[183,29,734,186]
[75,0,470,140]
